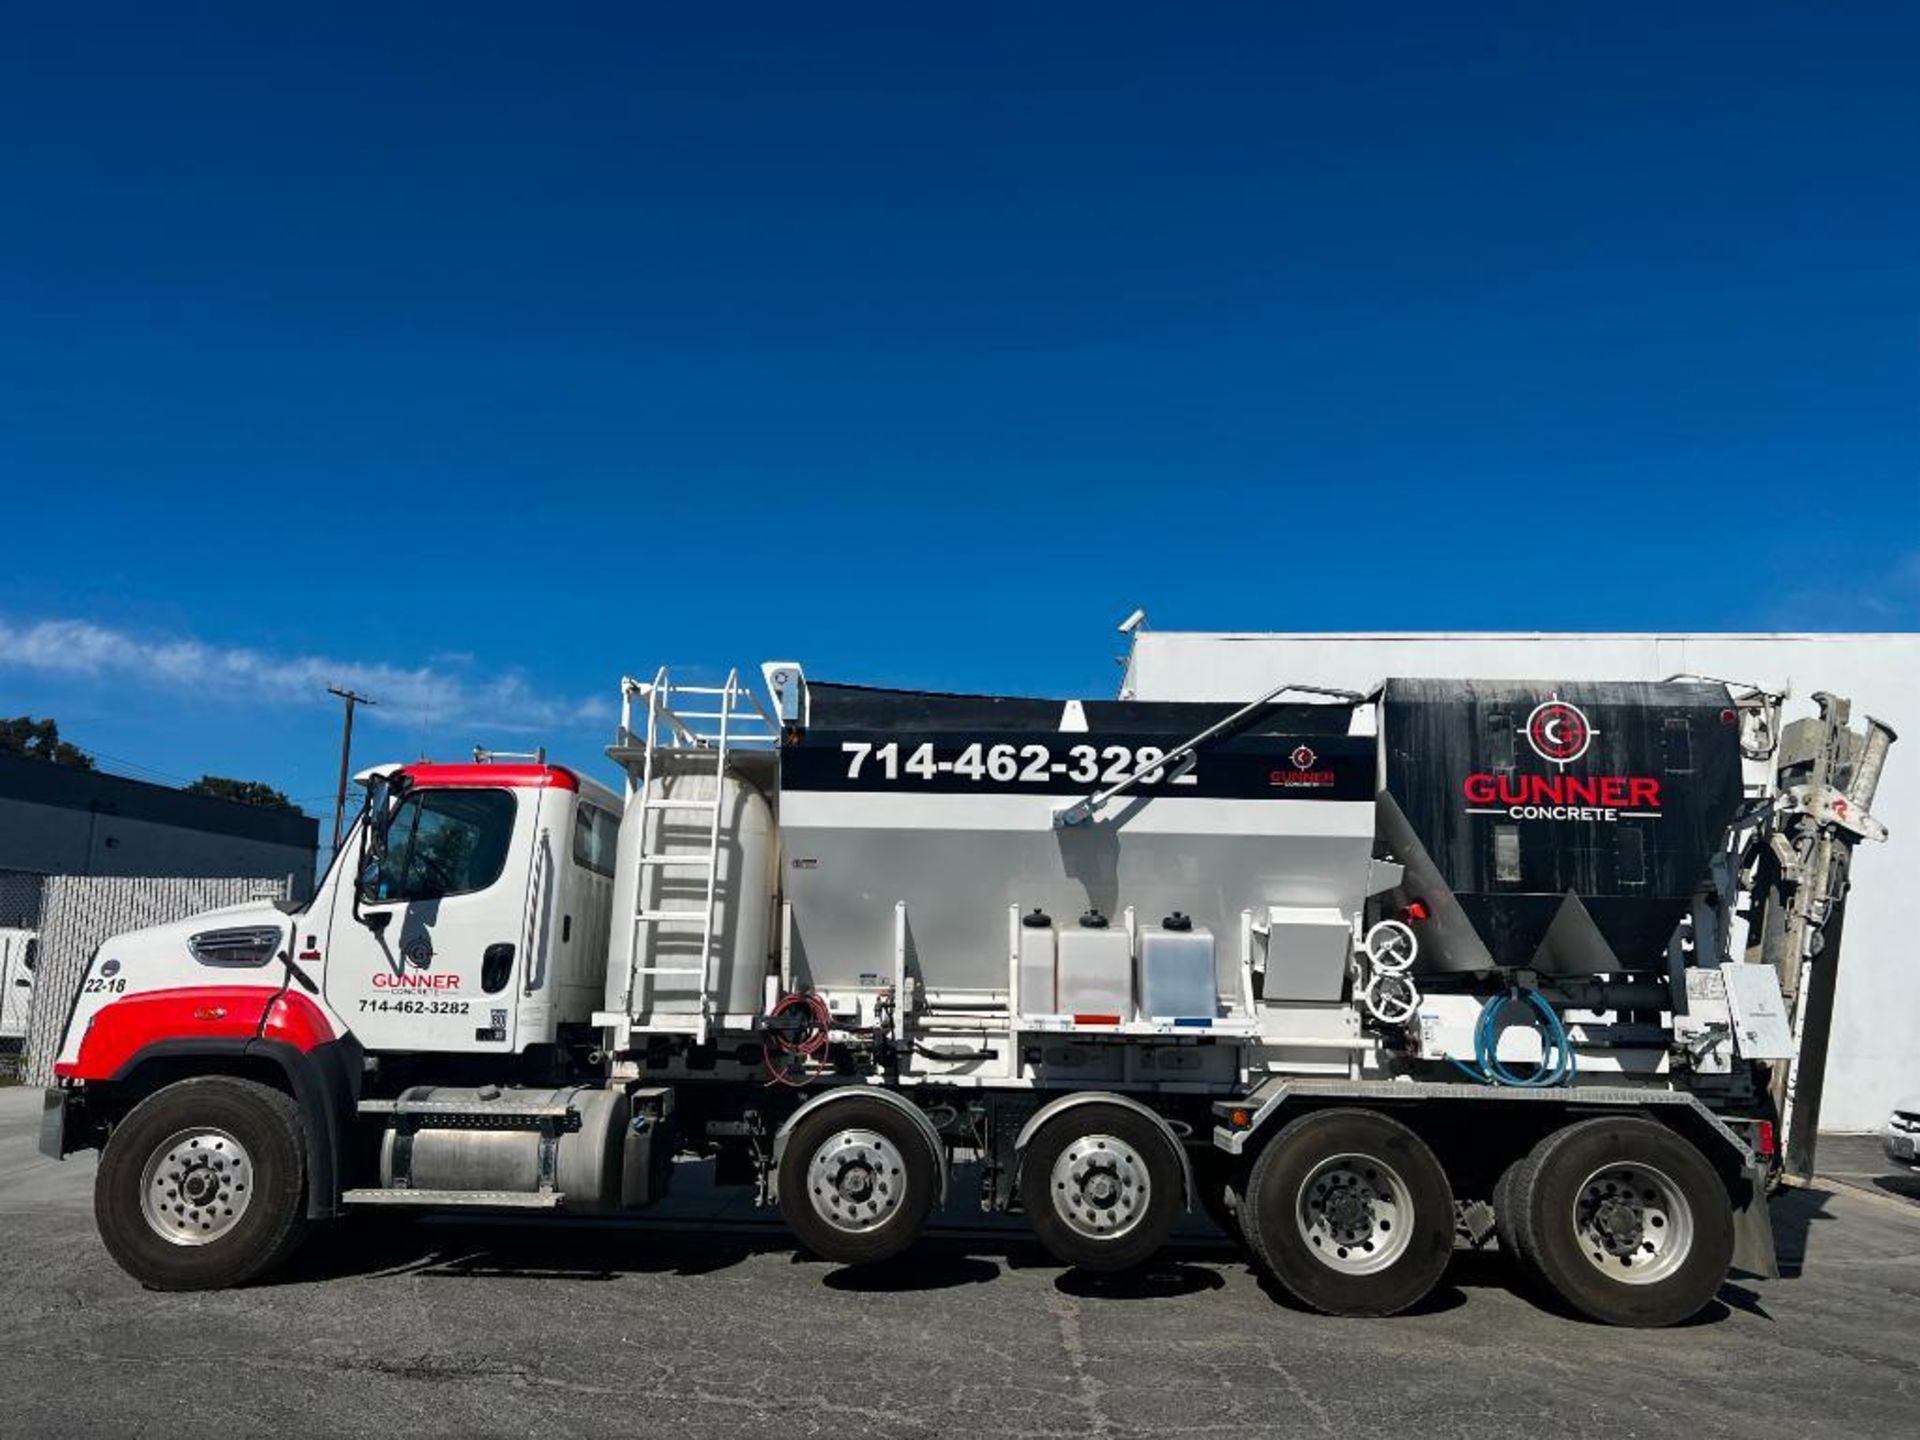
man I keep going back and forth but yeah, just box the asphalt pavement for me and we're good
[3,1083,1918,1439]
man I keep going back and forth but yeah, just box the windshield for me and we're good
[369,788,517,902]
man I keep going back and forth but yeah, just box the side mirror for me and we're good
[353,773,400,926]
[363,910,392,935]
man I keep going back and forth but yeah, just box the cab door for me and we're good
[322,783,539,1054]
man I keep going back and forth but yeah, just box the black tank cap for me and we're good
[1022,908,1053,928]
[1078,909,1109,929]
[1162,911,1192,932]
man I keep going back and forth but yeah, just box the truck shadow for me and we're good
[274,1215,1248,1295]
[1769,1183,1839,1280]
[272,1218,1595,1318]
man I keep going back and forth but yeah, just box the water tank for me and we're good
[1017,909,1057,1013]
[1056,912,1132,1019]
[605,752,777,1021]
[1137,913,1218,1019]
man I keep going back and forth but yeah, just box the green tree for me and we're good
[0,716,96,769]
[186,775,299,812]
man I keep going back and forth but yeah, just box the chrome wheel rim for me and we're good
[139,1127,255,1246]
[1050,1133,1150,1241]
[1572,1162,1693,1285]
[805,1129,908,1234]
[1295,1153,1413,1274]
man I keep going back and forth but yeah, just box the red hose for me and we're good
[763,990,832,1086]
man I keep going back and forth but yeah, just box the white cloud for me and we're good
[0,616,614,734]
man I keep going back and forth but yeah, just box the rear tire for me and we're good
[1510,1116,1733,1328]
[1492,1151,1536,1274]
[1241,1108,1454,1317]
[1020,1104,1184,1272]
[777,1098,940,1266]
[95,1076,309,1291]
[1190,1148,1247,1250]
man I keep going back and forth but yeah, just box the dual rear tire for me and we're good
[1494,1116,1734,1328]
[1240,1108,1456,1317]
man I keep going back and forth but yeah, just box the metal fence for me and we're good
[18,875,289,1086]
[0,870,45,930]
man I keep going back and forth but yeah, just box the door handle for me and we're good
[482,943,515,994]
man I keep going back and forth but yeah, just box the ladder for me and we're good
[620,668,777,1044]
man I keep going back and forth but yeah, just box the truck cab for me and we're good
[42,758,620,1282]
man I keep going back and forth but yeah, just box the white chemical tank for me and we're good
[1137,913,1218,1019]
[605,751,777,1023]
[1016,909,1058,1013]
[1055,912,1134,1019]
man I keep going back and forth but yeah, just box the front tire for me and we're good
[1019,1104,1184,1272]
[1241,1108,1455,1317]
[777,1098,941,1266]
[1509,1117,1734,1328]
[95,1076,309,1291]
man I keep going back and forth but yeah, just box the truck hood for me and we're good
[54,903,300,1071]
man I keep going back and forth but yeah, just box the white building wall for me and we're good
[1123,631,1920,1130]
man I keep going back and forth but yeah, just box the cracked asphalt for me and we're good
[3,1085,1918,1439]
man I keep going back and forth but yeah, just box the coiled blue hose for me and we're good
[1447,986,1576,1088]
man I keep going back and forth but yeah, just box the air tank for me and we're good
[605,751,777,1022]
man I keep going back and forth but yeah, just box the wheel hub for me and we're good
[805,1129,907,1235]
[1591,1197,1644,1250]
[1050,1134,1149,1241]
[835,1161,876,1203]
[1572,1163,1694,1285]
[1295,1154,1413,1275]
[138,1127,255,1247]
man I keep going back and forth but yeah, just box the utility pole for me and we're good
[328,686,378,856]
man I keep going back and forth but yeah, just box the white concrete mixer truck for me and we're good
[37,655,1894,1327]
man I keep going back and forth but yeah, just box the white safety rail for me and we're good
[617,668,778,1045]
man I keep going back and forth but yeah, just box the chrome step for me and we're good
[341,1188,564,1209]
[356,1098,573,1120]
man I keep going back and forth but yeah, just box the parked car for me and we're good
[0,928,35,1049]
[1883,1094,1920,1169]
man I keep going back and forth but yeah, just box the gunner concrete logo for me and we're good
[1270,744,1335,789]
[1522,697,1596,768]
[1464,696,1661,822]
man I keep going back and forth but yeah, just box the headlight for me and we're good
[188,926,285,968]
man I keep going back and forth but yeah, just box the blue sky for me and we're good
[1,3,1916,812]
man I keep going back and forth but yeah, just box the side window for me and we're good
[572,802,618,878]
[374,789,517,902]
[1485,712,1515,773]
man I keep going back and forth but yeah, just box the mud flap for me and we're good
[1730,1162,1779,1279]
[38,1087,69,1160]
